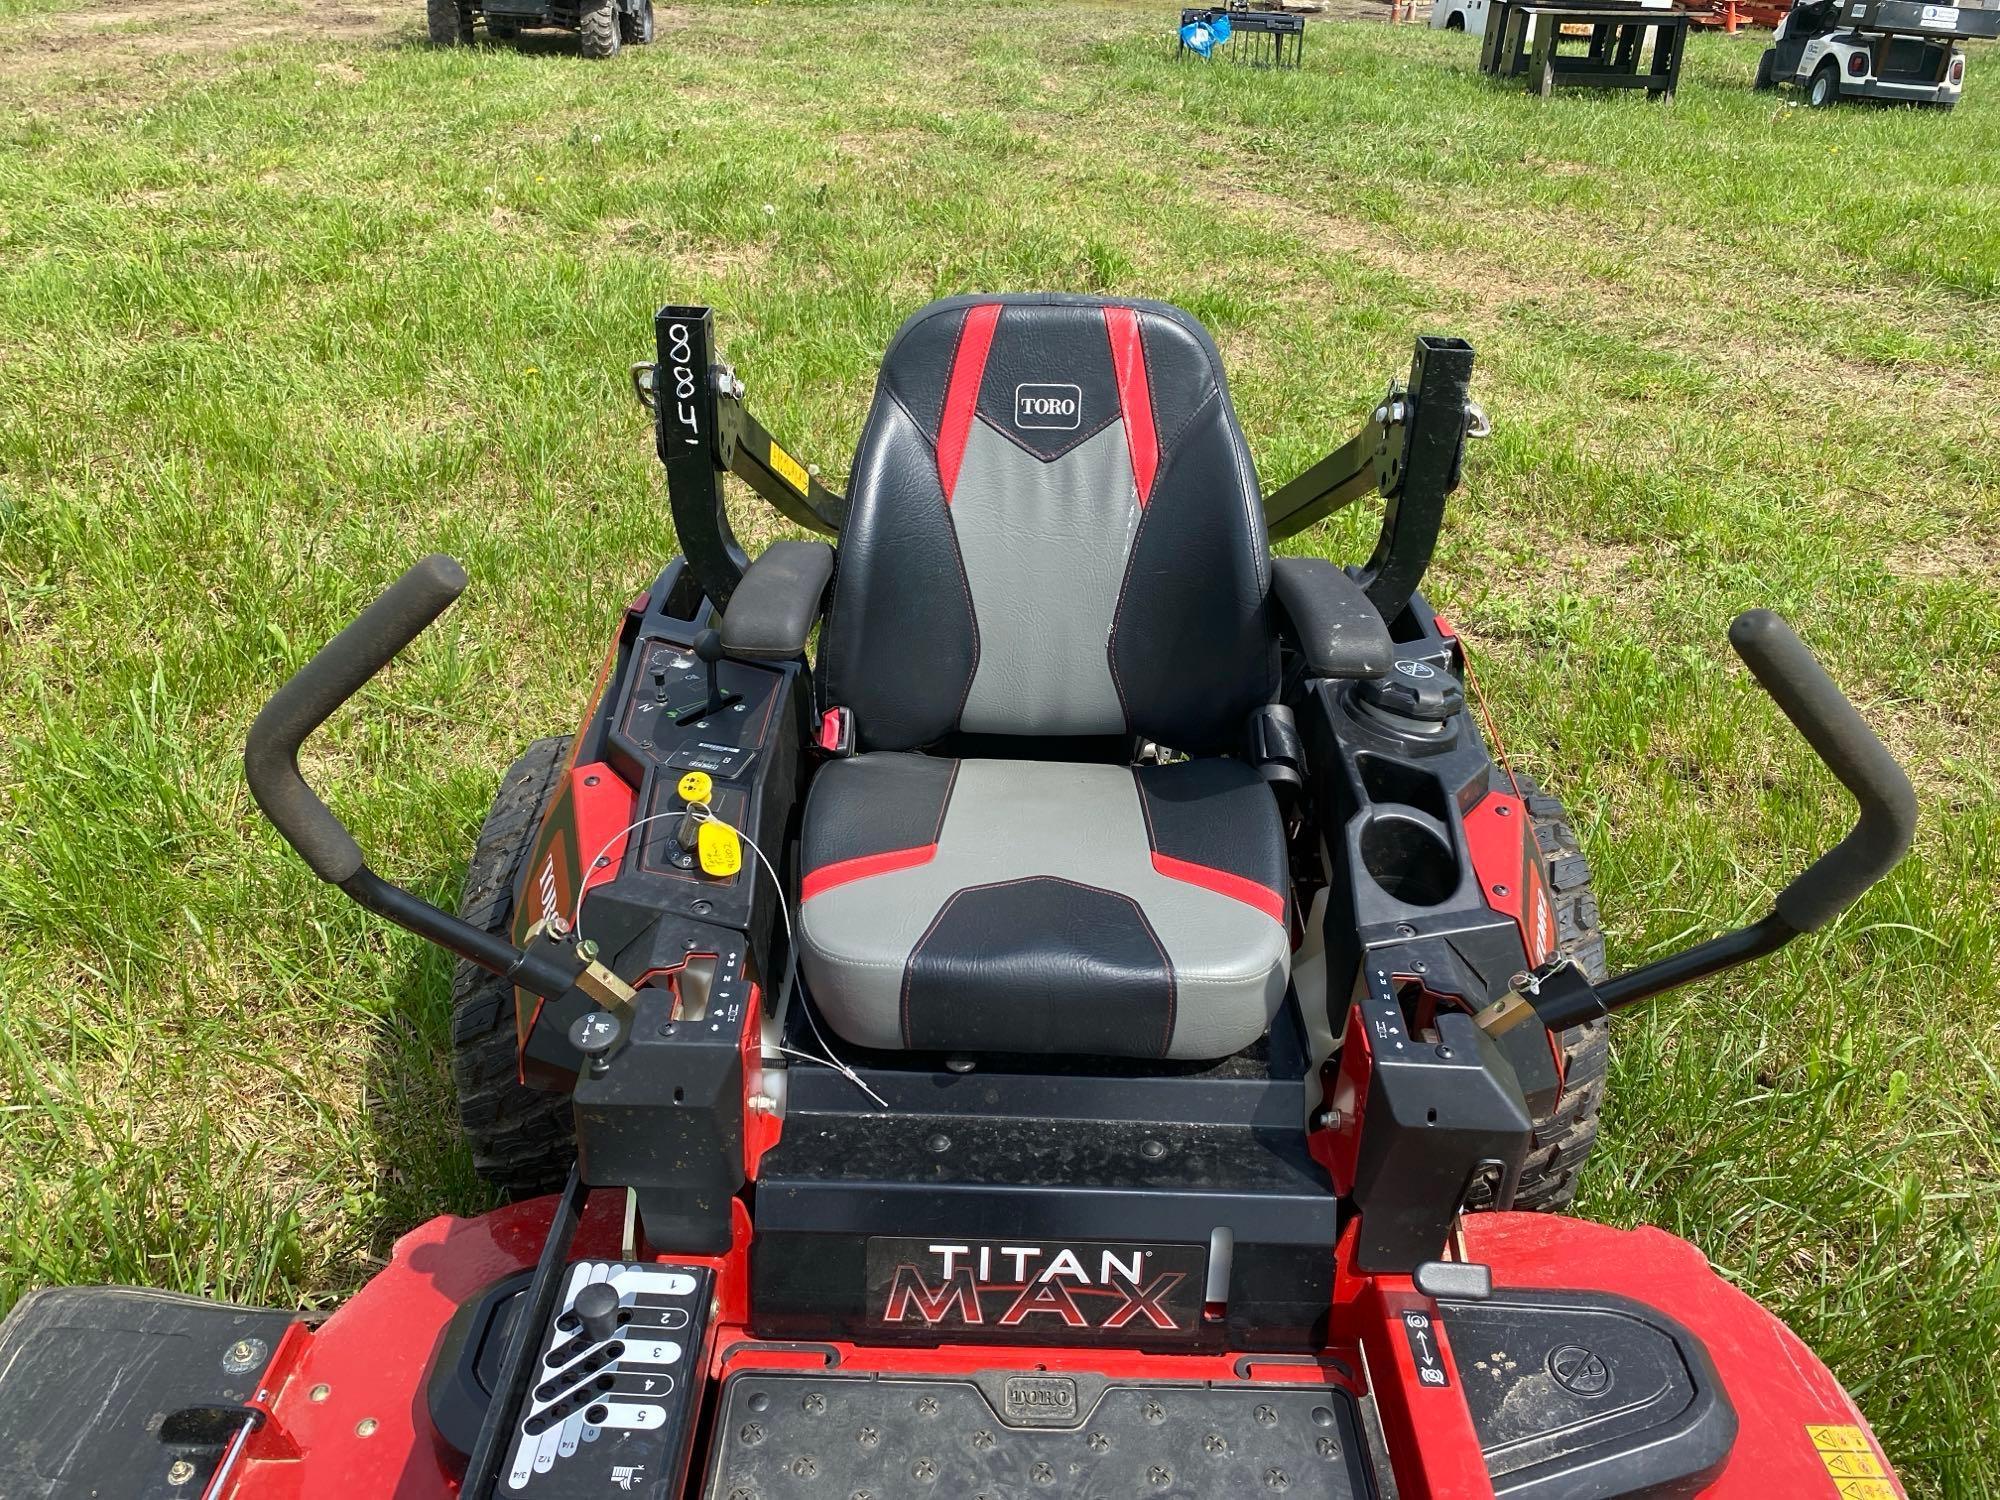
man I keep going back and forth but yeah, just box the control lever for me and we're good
[691,628,742,722]
[1477,610,1916,1063]
[571,1282,623,1344]
[244,555,636,1013]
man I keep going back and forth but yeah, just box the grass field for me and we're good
[1,0,1996,1490]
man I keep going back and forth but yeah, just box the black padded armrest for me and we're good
[720,540,835,661]
[1271,557,1393,680]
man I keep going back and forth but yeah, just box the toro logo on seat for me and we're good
[866,1237,1205,1342]
[1014,383,1082,430]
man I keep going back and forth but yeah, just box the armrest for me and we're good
[1271,557,1393,680]
[719,540,834,661]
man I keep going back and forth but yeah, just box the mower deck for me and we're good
[7,1193,1892,1498]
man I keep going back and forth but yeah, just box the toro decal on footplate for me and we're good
[866,1238,1206,1342]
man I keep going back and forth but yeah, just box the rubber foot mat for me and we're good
[703,1371,1375,1499]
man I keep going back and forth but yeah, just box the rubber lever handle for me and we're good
[245,555,469,884]
[1727,609,1917,933]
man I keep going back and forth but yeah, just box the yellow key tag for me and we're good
[677,770,713,805]
[698,819,742,878]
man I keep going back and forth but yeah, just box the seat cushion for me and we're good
[797,755,1292,1060]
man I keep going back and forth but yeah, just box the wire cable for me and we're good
[573,802,886,1109]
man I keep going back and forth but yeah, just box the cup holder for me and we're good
[1358,810,1460,908]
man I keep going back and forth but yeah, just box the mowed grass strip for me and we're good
[1,0,1995,1491]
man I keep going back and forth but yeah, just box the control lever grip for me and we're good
[1727,609,1916,933]
[245,555,468,883]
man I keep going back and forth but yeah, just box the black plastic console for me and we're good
[513,558,812,1097]
[1442,1288,1736,1499]
[429,1261,715,1499]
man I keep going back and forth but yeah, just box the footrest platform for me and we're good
[703,1371,1376,1498]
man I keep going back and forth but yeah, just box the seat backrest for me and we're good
[819,294,1278,755]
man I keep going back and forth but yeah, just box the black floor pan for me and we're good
[702,1370,1378,1498]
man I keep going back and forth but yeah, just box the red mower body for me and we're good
[200,1196,1900,1500]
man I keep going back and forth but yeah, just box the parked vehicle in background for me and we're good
[1431,0,1493,32]
[427,0,655,59]
[1757,0,1991,106]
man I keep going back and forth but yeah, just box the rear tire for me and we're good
[1465,774,1610,1213]
[451,736,575,1199]
[578,0,620,58]
[1753,48,1775,90]
[1807,62,1840,106]
[427,0,473,45]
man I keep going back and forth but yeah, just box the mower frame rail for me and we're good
[1261,334,1481,623]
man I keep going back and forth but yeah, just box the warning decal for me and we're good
[1807,1424,1895,1498]
[767,441,810,494]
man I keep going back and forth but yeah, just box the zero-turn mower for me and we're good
[0,294,1918,1499]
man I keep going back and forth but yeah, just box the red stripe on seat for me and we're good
[801,844,938,901]
[936,303,1001,502]
[1151,852,1286,925]
[1104,306,1158,506]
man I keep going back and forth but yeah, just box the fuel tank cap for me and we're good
[1357,655,1466,724]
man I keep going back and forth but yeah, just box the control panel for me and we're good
[499,1261,712,1496]
[617,637,780,792]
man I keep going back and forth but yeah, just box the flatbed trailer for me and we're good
[1757,0,1995,105]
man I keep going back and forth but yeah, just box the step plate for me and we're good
[704,1372,1376,1498]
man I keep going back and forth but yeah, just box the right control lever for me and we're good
[1478,610,1916,1094]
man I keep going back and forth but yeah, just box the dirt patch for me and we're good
[1884,526,2000,589]
[0,0,407,95]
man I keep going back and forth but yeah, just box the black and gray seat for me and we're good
[794,294,1297,1061]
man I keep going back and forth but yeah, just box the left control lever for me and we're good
[244,554,605,1004]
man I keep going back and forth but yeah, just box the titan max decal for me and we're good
[864,1238,1207,1341]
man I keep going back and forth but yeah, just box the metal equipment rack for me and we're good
[1178,4,1308,66]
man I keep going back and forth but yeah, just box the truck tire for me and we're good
[1753,48,1775,90]
[1465,775,1610,1213]
[578,0,620,58]
[1446,11,1466,29]
[1807,61,1840,106]
[451,736,575,1198]
[621,0,654,43]
[427,0,473,45]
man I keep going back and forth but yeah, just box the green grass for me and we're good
[1,0,1996,1490]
